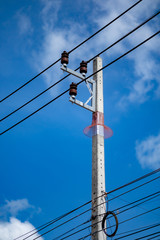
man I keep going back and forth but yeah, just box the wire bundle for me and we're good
[13,168,160,240]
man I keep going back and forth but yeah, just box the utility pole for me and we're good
[60,53,113,240]
[91,57,107,240]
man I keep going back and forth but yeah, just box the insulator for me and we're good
[61,51,69,65]
[80,61,87,75]
[69,82,77,98]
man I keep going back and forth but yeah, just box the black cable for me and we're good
[115,224,160,239]
[51,219,91,240]
[108,175,160,202]
[1,30,159,136]
[146,234,160,240]
[0,0,142,103]
[51,221,92,240]
[97,191,160,222]
[51,191,160,240]
[14,168,160,240]
[15,193,107,240]
[13,198,93,240]
[117,206,160,227]
[136,231,160,240]
[46,192,160,240]
[110,191,160,218]
[1,10,159,122]
[114,192,160,217]
[115,222,160,237]
[113,191,160,214]
[78,206,160,240]
[107,167,160,196]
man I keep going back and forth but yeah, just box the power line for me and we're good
[108,175,160,202]
[107,167,160,196]
[1,10,159,122]
[78,206,160,240]
[14,168,160,240]
[13,197,94,240]
[136,231,160,240]
[35,188,160,240]
[146,234,160,240]
[1,30,160,136]
[36,192,160,240]
[116,222,160,237]
[115,224,160,239]
[52,219,91,240]
[118,206,160,227]
[114,191,160,216]
[0,0,143,104]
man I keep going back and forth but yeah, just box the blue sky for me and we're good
[0,0,160,239]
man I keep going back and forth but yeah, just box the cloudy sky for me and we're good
[0,0,160,239]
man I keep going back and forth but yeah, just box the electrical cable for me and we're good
[1,10,159,122]
[116,206,160,228]
[46,192,160,240]
[15,193,107,240]
[78,206,160,240]
[108,175,160,203]
[1,30,160,136]
[51,219,91,240]
[0,0,143,103]
[13,197,94,240]
[146,234,160,240]
[110,191,160,218]
[13,168,160,240]
[114,224,160,239]
[96,191,160,232]
[94,191,160,220]
[107,167,160,196]
[52,191,160,240]
[113,191,160,215]
[135,231,160,240]
[102,211,118,237]
[115,222,160,237]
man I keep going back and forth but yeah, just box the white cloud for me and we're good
[0,217,43,240]
[0,199,34,217]
[33,0,92,96]
[16,11,33,35]
[93,0,160,108]
[135,133,160,169]
[41,0,61,30]
[33,0,160,103]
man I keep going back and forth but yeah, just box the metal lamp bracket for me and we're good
[61,65,96,112]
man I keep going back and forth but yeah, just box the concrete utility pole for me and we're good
[60,53,113,240]
[91,57,106,240]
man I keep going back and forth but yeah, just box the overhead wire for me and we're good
[115,222,160,237]
[107,167,160,196]
[76,186,160,239]
[0,0,143,103]
[1,30,160,135]
[13,197,95,240]
[1,10,159,122]
[146,234,160,240]
[51,191,160,240]
[33,187,160,240]
[78,206,160,240]
[108,175,160,203]
[115,224,160,239]
[13,168,160,240]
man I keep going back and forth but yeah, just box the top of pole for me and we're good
[93,57,104,113]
